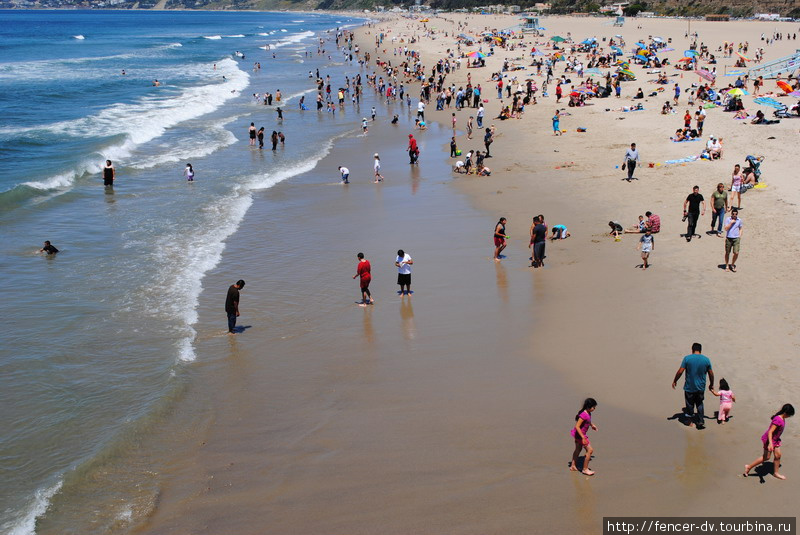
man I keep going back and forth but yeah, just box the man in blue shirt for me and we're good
[672,342,714,429]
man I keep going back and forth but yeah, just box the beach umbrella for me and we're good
[550,36,566,42]
[684,50,699,57]
[652,36,663,42]
[468,51,487,58]
[736,51,750,62]
[531,50,545,56]
[777,80,793,94]
[789,90,800,98]
[678,57,693,62]
[575,86,596,94]
[620,68,635,77]
[694,69,716,82]
[636,49,650,57]
[611,46,623,54]
[635,41,646,48]
[570,91,580,97]
[727,88,746,97]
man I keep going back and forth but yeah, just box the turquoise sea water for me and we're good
[0,9,365,533]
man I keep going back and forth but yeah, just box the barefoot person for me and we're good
[638,228,654,269]
[395,249,413,296]
[671,342,714,429]
[530,215,547,268]
[225,280,245,334]
[744,404,795,480]
[373,153,383,182]
[493,217,508,261]
[622,143,639,181]
[102,160,115,187]
[569,398,598,476]
[723,209,742,272]
[353,252,373,305]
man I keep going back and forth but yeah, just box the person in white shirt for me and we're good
[373,153,383,182]
[417,101,425,121]
[338,166,349,184]
[395,249,414,295]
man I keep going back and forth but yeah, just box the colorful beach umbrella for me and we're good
[468,51,487,58]
[684,50,699,57]
[727,88,746,97]
[620,68,635,77]
[611,46,623,54]
[678,57,693,62]
[694,69,716,82]
[736,51,750,62]
[777,80,793,93]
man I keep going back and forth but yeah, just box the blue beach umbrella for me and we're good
[611,46,623,54]
[636,42,646,49]
[684,50,699,57]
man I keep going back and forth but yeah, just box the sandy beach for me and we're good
[115,13,800,534]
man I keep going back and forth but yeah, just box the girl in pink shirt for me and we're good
[570,398,598,476]
[710,378,736,424]
[744,404,795,480]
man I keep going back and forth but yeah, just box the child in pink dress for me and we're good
[711,378,736,424]
[744,404,795,480]
[570,398,598,476]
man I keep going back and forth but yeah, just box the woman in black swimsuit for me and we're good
[103,160,115,187]
[257,127,264,149]
[248,122,256,146]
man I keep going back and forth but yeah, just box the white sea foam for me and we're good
[273,30,315,49]
[3,480,63,535]
[226,34,245,38]
[292,20,305,22]
[168,42,182,47]
[72,35,85,40]
[203,35,222,40]
[257,32,269,36]
[4,59,248,193]
[168,140,339,363]
[280,29,288,32]
[130,123,238,170]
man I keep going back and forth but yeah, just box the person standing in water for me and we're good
[225,279,245,335]
[395,249,413,295]
[102,160,115,187]
[353,252,373,305]
[257,127,265,149]
[248,122,256,146]
[184,163,194,182]
[271,131,279,151]
[494,217,508,261]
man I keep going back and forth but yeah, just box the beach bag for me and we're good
[621,162,626,171]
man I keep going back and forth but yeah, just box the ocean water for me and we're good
[0,9,364,534]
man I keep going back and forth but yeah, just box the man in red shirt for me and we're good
[353,252,373,306]
[646,211,661,233]
[407,134,419,164]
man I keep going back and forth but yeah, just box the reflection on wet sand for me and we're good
[495,260,509,303]
[400,297,416,341]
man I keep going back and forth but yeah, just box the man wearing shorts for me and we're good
[395,249,414,295]
[672,342,714,429]
[531,216,547,268]
[723,209,742,272]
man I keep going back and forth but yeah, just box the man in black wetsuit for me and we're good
[39,241,59,255]
[225,280,245,334]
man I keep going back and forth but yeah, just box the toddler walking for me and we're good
[710,378,735,424]
[570,398,598,476]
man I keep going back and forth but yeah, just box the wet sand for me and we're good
[125,15,800,534]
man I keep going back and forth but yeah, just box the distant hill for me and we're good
[4,0,800,18]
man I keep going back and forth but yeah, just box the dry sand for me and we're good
[132,14,800,535]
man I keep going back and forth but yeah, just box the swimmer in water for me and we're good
[152,79,160,86]
[184,163,194,181]
[39,241,59,255]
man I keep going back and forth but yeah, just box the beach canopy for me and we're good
[550,36,566,42]
[684,50,699,57]
[694,69,716,82]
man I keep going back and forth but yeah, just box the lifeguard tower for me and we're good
[613,16,625,26]
[521,14,541,35]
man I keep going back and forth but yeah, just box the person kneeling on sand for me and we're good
[550,225,570,241]
[476,164,491,176]
[608,221,623,238]
[453,160,466,173]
